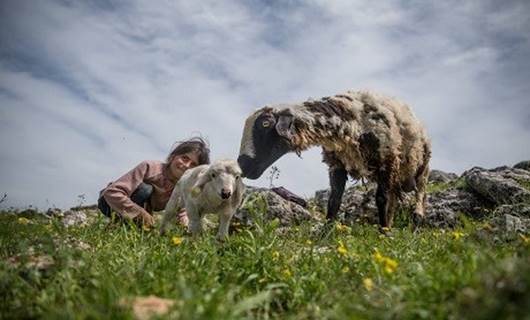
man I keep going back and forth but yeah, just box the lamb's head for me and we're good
[193,160,242,200]
[238,106,297,179]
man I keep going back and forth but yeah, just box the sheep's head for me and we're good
[238,106,296,179]
[193,160,242,200]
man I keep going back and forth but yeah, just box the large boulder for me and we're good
[514,160,530,172]
[234,186,318,226]
[487,203,530,233]
[313,184,379,224]
[426,187,492,228]
[463,167,530,205]
[429,170,459,184]
[62,208,100,227]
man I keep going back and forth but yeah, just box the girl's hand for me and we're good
[140,212,155,227]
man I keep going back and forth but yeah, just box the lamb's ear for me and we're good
[275,112,295,141]
[191,171,211,197]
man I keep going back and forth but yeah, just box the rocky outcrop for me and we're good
[234,186,318,226]
[429,170,458,184]
[463,167,530,205]
[9,160,530,232]
[514,160,530,172]
[312,163,530,231]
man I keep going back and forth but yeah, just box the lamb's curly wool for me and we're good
[238,90,431,228]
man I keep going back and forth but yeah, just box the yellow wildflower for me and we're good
[363,278,374,291]
[520,234,529,244]
[305,239,313,246]
[452,231,465,240]
[282,269,292,278]
[172,236,184,246]
[341,266,350,274]
[373,251,384,263]
[383,258,398,274]
[373,250,398,274]
[335,223,351,233]
[337,240,348,257]
[17,217,30,225]
[272,251,280,260]
[142,225,151,231]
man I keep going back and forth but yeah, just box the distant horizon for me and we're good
[1,158,528,211]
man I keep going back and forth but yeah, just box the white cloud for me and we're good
[1,0,529,209]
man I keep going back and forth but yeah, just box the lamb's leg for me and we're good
[326,167,347,220]
[187,205,203,239]
[160,188,181,235]
[216,208,234,241]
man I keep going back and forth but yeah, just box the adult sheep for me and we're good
[237,90,431,229]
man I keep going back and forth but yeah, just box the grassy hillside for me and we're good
[1,208,529,319]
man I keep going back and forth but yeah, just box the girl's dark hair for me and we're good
[166,136,210,165]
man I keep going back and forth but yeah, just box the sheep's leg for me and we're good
[413,163,429,226]
[216,209,234,241]
[386,191,397,228]
[376,174,398,230]
[326,167,347,221]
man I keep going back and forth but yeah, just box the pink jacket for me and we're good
[101,160,185,221]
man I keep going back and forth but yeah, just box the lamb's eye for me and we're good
[235,175,240,180]
[262,120,271,128]
[211,173,216,178]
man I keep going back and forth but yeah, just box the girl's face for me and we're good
[169,152,200,181]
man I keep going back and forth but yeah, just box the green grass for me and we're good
[1,211,529,319]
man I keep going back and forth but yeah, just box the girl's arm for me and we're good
[101,161,153,221]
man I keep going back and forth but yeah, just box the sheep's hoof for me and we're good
[412,213,426,230]
[215,236,228,247]
[378,226,394,237]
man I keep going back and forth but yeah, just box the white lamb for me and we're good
[160,159,245,241]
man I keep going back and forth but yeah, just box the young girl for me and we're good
[98,137,210,227]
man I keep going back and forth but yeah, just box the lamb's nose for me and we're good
[221,190,231,199]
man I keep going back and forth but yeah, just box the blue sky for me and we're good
[1,0,529,209]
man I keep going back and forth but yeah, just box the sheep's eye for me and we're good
[211,173,216,178]
[262,120,271,128]
[235,175,240,180]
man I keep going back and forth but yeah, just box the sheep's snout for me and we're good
[220,189,232,199]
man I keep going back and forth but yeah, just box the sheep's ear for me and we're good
[191,171,211,197]
[275,113,295,141]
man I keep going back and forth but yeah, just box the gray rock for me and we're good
[61,209,99,227]
[314,184,379,224]
[490,213,529,233]
[62,210,88,227]
[514,160,530,172]
[428,170,459,183]
[425,186,491,228]
[493,203,530,218]
[45,208,62,217]
[463,167,530,205]
[234,186,318,226]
